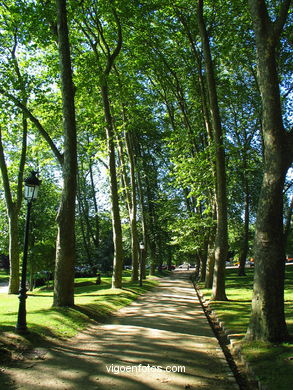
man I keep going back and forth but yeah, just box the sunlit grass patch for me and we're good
[0,275,159,347]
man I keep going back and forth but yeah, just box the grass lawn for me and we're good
[197,266,293,390]
[0,273,160,358]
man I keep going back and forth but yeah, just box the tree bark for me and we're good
[53,0,77,306]
[284,196,293,246]
[116,132,139,282]
[136,164,148,278]
[7,209,20,294]
[198,0,228,300]
[88,155,100,249]
[125,131,139,282]
[101,82,123,288]
[238,177,250,276]
[246,0,292,342]
[0,35,28,294]
[81,4,123,288]
[0,117,27,295]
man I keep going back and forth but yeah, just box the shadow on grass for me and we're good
[242,341,293,389]
[0,276,161,373]
[226,299,252,303]
[74,304,114,323]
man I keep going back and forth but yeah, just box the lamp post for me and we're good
[16,171,41,333]
[139,242,145,287]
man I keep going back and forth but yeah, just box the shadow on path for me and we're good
[3,271,239,390]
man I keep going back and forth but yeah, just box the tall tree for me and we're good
[77,1,124,288]
[197,0,228,300]
[0,122,26,294]
[53,0,77,306]
[0,24,28,294]
[246,0,292,341]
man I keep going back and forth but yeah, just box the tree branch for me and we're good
[0,88,64,166]
[105,7,122,76]
[16,115,27,210]
[0,127,13,211]
[272,0,292,43]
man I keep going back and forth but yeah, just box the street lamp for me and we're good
[16,171,41,333]
[139,242,145,287]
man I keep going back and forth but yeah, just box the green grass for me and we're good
[0,274,159,356]
[197,266,293,390]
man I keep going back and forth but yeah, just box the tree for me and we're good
[197,0,228,300]
[0,17,28,294]
[77,0,124,288]
[0,122,26,294]
[53,0,77,306]
[246,0,292,342]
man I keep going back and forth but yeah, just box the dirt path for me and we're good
[3,272,239,389]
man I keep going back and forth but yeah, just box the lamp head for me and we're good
[24,171,42,201]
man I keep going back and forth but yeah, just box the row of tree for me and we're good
[0,0,292,342]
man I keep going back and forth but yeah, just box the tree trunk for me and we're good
[205,245,215,288]
[76,179,92,263]
[246,0,292,342]
[238,179,250,276]
[0,120,27,295]
[198,0,228,300]
[205,203,217,288]
[101,82,123,289]
[7,209,20,294]
[284,196,293,246]
[0,43,28,294]
[53,0,77,306]
[88,156,100,249]
[116,132,139,282]
[199,241,208,282]
[137,166,148,278]
[125,131,139,282]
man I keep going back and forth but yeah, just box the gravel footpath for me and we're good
[3,271,240,389]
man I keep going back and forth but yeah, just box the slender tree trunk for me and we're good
[238,178,250,276]
[0,40,28,294]
[205,245,215,288]
[284,196,293,246]
[199,240,208,282]
[0,119,27,294]
[7,209,20,294]
[88,157,100,249]
[116,132,139,282]
[53,0,77,307]
[137,166,148,278]
[246,0,292,342]
[129,213,139,281]
[101,82,123,288]
[76,180,92,263]
[198,0,228,300]
[205,202,217,288]
[125,131,139,282]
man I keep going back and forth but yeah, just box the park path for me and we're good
[5,271,239,390]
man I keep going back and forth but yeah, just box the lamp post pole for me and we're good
[16,171,41,333]
[16,200,32,333]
